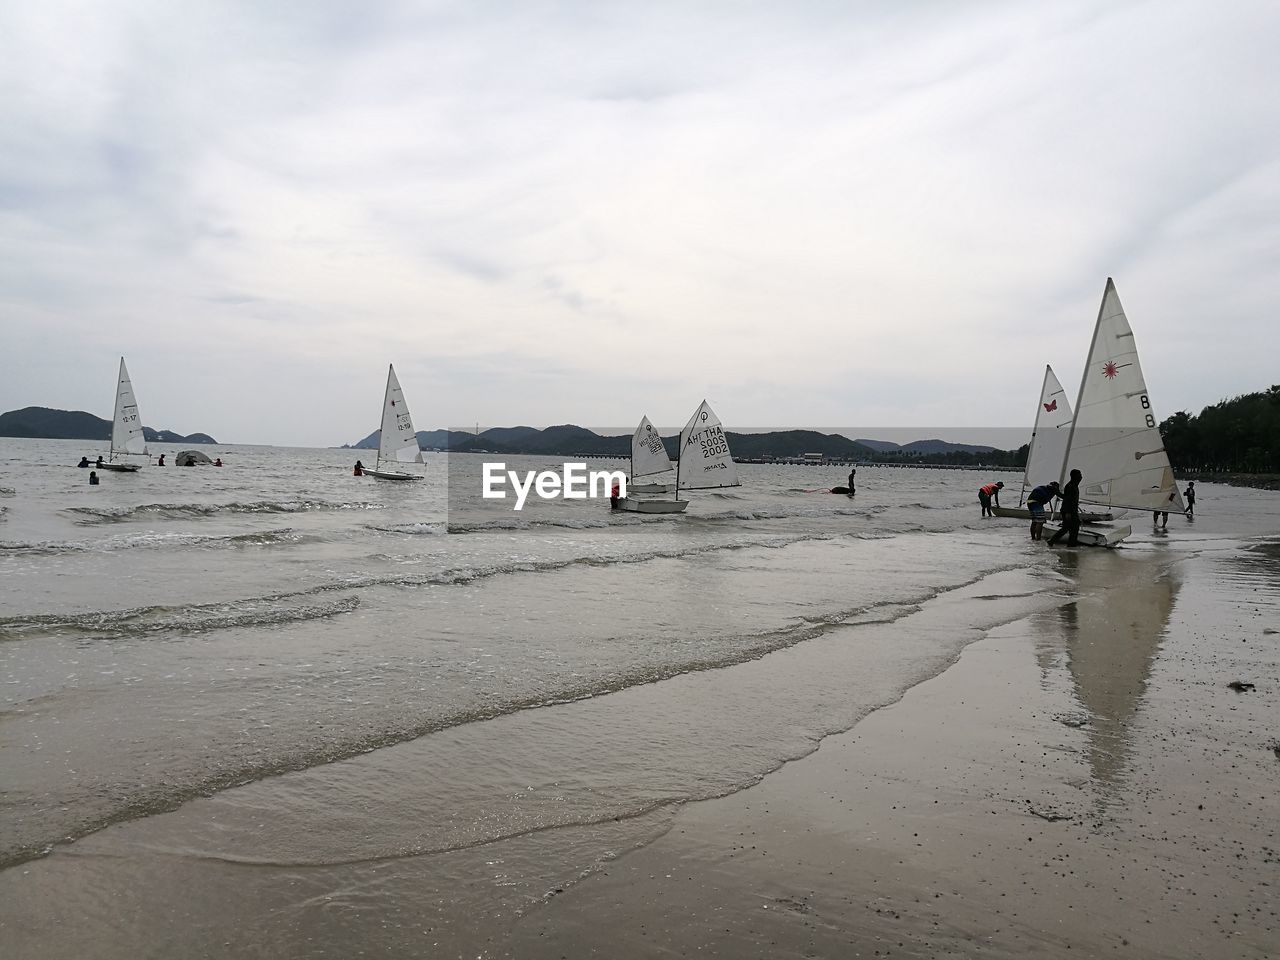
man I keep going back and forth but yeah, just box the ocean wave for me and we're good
[447,516,613,533]
[0,594,361,642]
[0,527,312,555]
[0,486,14,498]
[65,500,387,523]
[367,522,447,536]
[0,563,1040,867]
[1,532,839,642]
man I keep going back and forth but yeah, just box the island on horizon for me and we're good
[0,406,217,445]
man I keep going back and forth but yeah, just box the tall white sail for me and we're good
[631,416,675,482]
[676,400,740,491]
[1061,279,1183,513]
[377,364,424,465]
[111,357,146,457]
[1019,365,1073,505]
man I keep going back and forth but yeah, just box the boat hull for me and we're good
[993,506,1113,523]
[365,470,423,481]
[629,482,674,494]
[1040,523,1131,547]
[619,498,688,514]
[98,462,140,472]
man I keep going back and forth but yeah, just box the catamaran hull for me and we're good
[1041,523,1132,547]
[365,470,422,481]
[619,498,688,514]
[993,506,1113,523]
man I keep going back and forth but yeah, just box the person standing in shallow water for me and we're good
[1026,481,1059,540]
[353,460,364,477]
[846,467,856,498]
[88,471,99,486]
[1047,470,1082,546]
[1184,481,1196,516]
[978,481,1003,517]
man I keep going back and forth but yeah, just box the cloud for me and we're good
[0,0,1277,445]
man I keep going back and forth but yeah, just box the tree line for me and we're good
[1160,385,1280,474]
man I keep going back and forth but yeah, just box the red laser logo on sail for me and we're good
[1102,361,1119,379]
[1043,399,1058,412]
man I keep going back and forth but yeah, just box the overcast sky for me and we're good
[2,1,1276,446]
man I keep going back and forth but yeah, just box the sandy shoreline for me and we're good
[507,547,1278,958]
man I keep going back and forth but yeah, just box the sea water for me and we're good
[2,437,1277,955]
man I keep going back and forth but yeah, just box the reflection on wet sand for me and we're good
[1043,549,1179,802]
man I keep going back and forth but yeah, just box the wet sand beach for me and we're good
[513,547,1279,959]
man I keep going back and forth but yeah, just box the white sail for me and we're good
[1061,279,1184,513]
[676,400,740,491]
[111,357,146,457]
[377,364,424,465]
[631,416,675,482]
[1019,365,1073,505]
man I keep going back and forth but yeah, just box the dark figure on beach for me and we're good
[77,456,90,468]
[157,454,166,466]
[610,480,621,511]
[846,468,856,498]
[978,481,1003,517]
[1047,470,1082,546]
[88,471,99,486]
[1184,481,1196,516]
[353,460,364,477]
[1026,481,1059,540]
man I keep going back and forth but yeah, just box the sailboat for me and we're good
[1043,277,1181,545]
[99,357,147,472]
[619,400,739,514]
[993,365,1111,522]
[627,416,676,493]
[362,364,425,481]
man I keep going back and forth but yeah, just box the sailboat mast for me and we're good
[1060,280,1111,486]
[674,432,681,501]
[1020,365,1051,507]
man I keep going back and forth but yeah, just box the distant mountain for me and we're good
[724,430,877,460]
[855,438,997,455]
[853,438,901,453]
[902,439,996,455]
[0,407,217,444]
[340,424,990,461]
[345,428,480,451]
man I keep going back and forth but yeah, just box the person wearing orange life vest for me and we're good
[978,481,1003,517]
